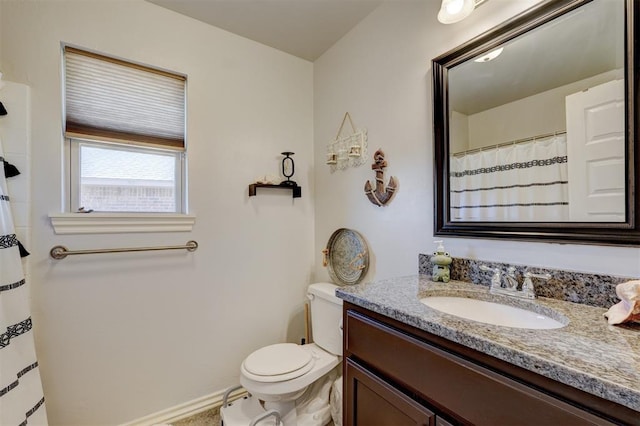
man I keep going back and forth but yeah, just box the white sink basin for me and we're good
[420,296,567,329]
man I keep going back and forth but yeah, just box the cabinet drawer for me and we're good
[345,309,612,426]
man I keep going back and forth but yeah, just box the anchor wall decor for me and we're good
[364,149,397,207]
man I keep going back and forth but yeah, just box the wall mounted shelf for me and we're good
[248,183,301,199]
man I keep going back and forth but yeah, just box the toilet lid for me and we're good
[243,343,313,380]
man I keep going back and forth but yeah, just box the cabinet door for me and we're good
[345,358,434,426]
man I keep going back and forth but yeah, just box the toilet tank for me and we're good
[308,283,343,355]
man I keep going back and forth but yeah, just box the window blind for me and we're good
[64,46,186,150]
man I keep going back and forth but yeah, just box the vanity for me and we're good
[337,276,640,425]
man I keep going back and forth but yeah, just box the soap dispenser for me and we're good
[430,240,452,283]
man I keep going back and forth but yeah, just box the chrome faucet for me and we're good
[521,271,552,299]
[479,265,502,290]
[480,265,551,299]
[504,266,519,291]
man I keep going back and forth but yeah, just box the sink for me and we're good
[420,296,567,329]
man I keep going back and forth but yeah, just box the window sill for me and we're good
[49,213,196,234]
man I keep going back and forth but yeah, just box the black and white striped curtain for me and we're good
[450,135,569,221]
[0,140,48,424]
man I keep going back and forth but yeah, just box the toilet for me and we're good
[221,283,343,426]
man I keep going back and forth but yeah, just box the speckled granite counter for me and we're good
[336,275,640,413]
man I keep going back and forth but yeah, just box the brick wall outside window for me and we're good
[81,184,175,212]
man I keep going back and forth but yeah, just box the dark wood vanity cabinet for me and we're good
[343,303,639,426]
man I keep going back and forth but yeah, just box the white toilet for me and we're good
[221,283,343,426]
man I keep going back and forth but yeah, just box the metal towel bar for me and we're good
[50,240,198,260]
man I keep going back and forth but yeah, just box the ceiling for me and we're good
[147,0,384,61]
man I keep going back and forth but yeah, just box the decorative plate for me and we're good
[325,228,369,286]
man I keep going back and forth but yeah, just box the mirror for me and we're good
[432,0,640,245]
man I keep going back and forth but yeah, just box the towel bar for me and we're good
[50,240,198,260]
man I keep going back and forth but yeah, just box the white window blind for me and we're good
[64,46,186,150]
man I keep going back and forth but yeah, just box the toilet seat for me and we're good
[240,343,341,403]
[241,343,315,383]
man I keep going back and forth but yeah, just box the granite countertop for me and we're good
[336,275,640,413]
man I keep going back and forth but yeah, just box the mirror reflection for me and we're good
[447,0,625,222]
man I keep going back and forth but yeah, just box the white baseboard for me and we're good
[120,387,247,426]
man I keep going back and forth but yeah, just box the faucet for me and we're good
[504,266,519,290]
[480,265,550,299]
[521,271,551,299]
[479,265,502,290]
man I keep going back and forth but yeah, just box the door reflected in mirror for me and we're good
[446,0,625,223]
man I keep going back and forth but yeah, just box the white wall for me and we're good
[313,0,640,282]
[449,110,469,154]
[1,1,314,425]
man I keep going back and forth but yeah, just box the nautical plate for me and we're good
[325,228,369,286]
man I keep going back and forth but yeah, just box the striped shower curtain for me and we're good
[0,141,48,424]
[450,134,569,221]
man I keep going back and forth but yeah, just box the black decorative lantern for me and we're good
[280,151,296,187]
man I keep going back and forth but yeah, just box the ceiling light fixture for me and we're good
[474,47,504,63]
[437,0,486,24]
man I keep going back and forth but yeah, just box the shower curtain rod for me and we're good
[49,240,198,260]
[452,130,566,158]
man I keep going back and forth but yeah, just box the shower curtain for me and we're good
[450,134,569,221]
[0,141,48,424]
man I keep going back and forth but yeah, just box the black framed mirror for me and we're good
[432,0,639,246]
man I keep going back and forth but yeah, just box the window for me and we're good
[63,46,186,214]
[70,141,182,213]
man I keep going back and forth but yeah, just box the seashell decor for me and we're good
[604,280,640,325]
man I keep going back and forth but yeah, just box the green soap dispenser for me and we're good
[430,240,452,283]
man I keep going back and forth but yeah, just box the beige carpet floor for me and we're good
[171,407,220,426]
